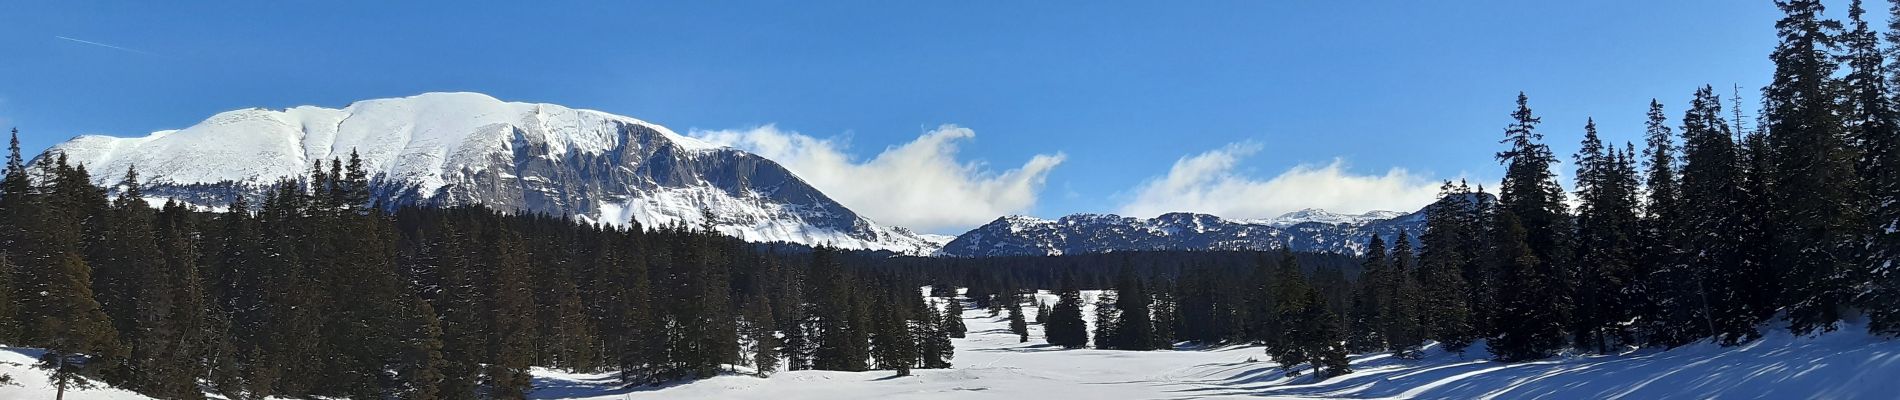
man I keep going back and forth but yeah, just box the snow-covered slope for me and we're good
[939,208,1425,258]
[4,289,1894,399]
[1257,208,1408,228]
[40,92,938,254]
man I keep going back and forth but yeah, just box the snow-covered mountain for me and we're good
[938,207,1427,258]
[1255,208,1408,228]
[40,92,940,254]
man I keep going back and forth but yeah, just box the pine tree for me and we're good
[1382,232,1424,358]
[1764,0,1858,336]
[486,231,537,398]
[1044,277,1089,349]
[1267,249,1350,381]
[870,294,916,376]
[1149,274,1178,348]
[395,294,447,400]
[1091,291,1120,349]
[1571,119,1643,353]
[1418,182,1476,352]
[1111,266,1158,350]
[942,296,968,338]
[742,290,781,376]
[1346,236,1386,352]
[1488,93,1572,361]
[914,297,953,370]
[1678,86,1777,346]
[1007,296,1029,343]
[1867,0,1900,336]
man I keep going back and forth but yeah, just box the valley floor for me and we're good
[2,291,1896,399]
[536,291,1900,399]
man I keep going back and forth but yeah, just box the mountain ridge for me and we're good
[39,92,941,254]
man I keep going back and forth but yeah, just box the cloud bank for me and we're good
[692,124,1065,233]
[1118,141,1442,220]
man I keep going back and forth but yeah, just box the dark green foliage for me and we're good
[1265,249,1351,381]
[1764,0,1859,336]
[1487,93,1573,362]
[1381,232,1424,358]
[1044,277,1089,349]
[942,296,968,338]
[1110,267,1160,350]
[1418,182,1477,352]
[1571,119,1643,353]
[1091,290,1119,349]
[1008,296,1029,343]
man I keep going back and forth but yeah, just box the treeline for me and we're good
[0,142,960,399]
[910,0,1900,382]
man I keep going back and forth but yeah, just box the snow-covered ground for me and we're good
[533,291,1900,399]
[2,290,1896,399]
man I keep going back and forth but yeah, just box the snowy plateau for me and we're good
[39,92,940,254]
[3,289,1893,399]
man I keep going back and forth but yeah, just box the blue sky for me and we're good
[0,1,1808,232]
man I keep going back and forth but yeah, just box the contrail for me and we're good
[54,35,156,56]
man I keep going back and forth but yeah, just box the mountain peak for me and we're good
[40,93,934,254]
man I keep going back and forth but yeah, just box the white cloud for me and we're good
[1118,141,1443,219]
[691,124,1065,233]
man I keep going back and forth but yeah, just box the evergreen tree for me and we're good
[1346,236,1386,352]
[1418,182,1477,352]
[1681,86,1776,345]
[1111,266,1158,350]
[1007,296,1029,343]
[1044,277,1089,349]
[1867,0,1900,336]
[394,294,447,400]
[1488,93,1572,361]
[485,231,537,398]
[915,298,953,370]
[1382,232,1424,358]
[1091,291,1120,349]
[870,294,916,376]
[1764,0,1858,336]
[1571,119,1643,353]
[742,290,781,376]
[1266,249,1350,381]
[942,296,968,338]
[1149,274,1179,348]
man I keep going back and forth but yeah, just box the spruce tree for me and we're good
[1044,277,1089,349]
[942,296,968,338]
[1488,93,1572,361]
[1007,296,1029,343]
[1571,119,1643,352]
[1346,236,1386,352]
[1418,182,1476,352]
[1764,0,1858,336]
[485,231,537,398]
[869,294,915,376]
[1382,232,1424,358]
[1112,266,1158,350]
[915,297,953,370]
[1867,0,1900,336]
[743,290,781,376]
[1091,291,1120,349]
[1681,86,1775,345]
[1267,249,1350,381]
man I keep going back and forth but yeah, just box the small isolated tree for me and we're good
[942,297,968,338]
[1007,297,1029,343]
